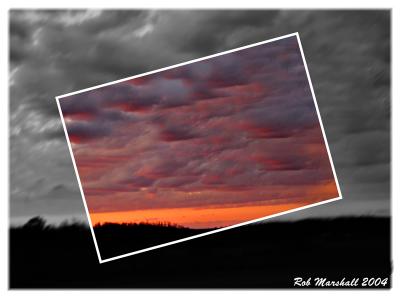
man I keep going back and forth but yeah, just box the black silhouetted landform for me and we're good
[10,216,391,288]
[94,221,218,259]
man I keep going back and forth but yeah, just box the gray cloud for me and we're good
[9,10,390,223]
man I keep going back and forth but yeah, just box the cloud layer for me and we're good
[59,36,339,217]
[10,10,390,222]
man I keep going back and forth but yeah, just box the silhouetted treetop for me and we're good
[23,216,46,230]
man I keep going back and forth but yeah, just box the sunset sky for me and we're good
[59,35,339,228]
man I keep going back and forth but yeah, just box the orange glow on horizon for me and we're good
[89,200,322,229]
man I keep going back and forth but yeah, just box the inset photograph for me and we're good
[57,33,341,262]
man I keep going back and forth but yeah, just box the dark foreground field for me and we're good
[94,222,216,259]
[10,217,391,288]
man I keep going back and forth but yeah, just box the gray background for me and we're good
[9,10,390,224]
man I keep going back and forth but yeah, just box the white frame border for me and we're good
[55,32,343,264]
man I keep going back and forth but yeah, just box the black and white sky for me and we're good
[9,10,390,224]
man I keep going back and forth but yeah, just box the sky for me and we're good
[9,10,390,225]
[58,36,339,228]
